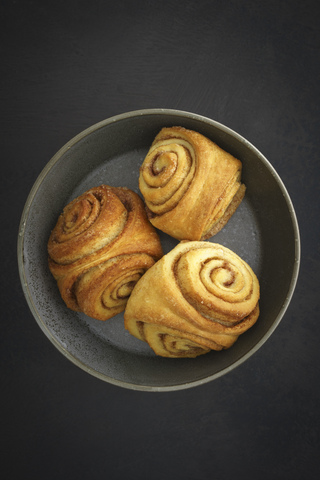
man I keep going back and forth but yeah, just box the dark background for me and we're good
[2,0,319,478]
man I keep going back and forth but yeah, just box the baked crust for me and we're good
[124,241,260,358]
[48,185,163,320]
[139,126,245,241]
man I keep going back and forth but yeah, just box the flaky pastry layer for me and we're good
[48,185,163,321]
[124,241,260,358]
[139,126,245,241]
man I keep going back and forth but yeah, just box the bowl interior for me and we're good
[18,109,300,391]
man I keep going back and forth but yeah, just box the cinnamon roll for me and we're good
[139,126,246,241]
[124,241,260,358]
[48,185,163,321]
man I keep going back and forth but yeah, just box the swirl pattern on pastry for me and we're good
[48,185,163,321]
[139,126,246,241]
[124,241,260,358]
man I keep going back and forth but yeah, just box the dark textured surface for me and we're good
[1,0,319,478]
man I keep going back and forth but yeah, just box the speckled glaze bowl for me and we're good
[17,109,300,391]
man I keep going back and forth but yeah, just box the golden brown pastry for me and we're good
[124,241,260,358]
[139,126,246,241]
[48,185,163,321]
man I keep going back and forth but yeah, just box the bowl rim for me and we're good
[17,108,301,391]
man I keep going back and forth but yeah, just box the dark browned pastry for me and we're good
[48,185,163,320]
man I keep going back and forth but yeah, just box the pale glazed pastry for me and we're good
[139,126,246,241]
[124,241,260,358]
[48,185,163,321]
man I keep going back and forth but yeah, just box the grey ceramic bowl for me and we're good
[18,109,300,391]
